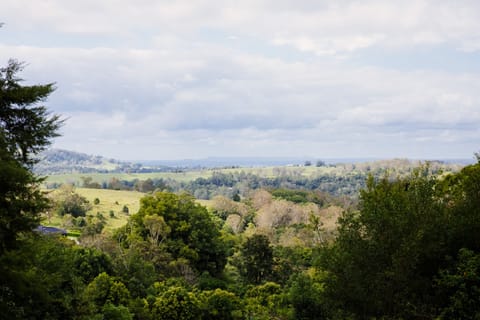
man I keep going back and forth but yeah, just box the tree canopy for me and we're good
[129,192,228,276]
[320,163,480,319]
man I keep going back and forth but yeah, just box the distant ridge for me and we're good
[137,157,474,168]
[34,148,473,175]
[34,149,146,174]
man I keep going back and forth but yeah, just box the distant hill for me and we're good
[35,148,473,175]
[34,149,151,174]
[138,157,475,168]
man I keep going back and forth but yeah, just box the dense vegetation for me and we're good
[44,158,463,201]
[2,56,480,319]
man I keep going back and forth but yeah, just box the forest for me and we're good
[2,60,480,320]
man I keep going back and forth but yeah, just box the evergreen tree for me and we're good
[0,57,62,317]
[0,59,62,253]
[0,59,62,167]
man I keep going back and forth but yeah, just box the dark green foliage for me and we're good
[320,163,480,319]
[289,273,327,320]
[197,271,228,290]
[271,188,327,205]
[0,59,62,167]
[436,248,480,319]
[239,234,273,284]
[72,247,113,283]
[0,236,95,319]
[102,303,133,320]
[0,141,48,253]
[111,247,157,298]
[0,59,61,254]
[272,246,312,284]
[232,192,241,202]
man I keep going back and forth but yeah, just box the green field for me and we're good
[44,170,213,186]
[43,165,343,187]
[42,188,144,231]
[42,187,214,232]
[77,188,144,230]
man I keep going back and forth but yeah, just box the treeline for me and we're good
[68,171,368,199]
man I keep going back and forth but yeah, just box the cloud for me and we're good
[1,0,479,159]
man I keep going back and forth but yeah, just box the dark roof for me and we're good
[35,225,67,236]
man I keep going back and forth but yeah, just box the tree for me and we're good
[202,289,243,320]
[135,178,155,193]
[0,59,62,253]
[151,286,202,320]
[0,59,62,166]
[316,160,326,167]
[143,215,170,245]
[436,248,480,319]
[0,140,49,253]
[239,234,273,284]
[289,273,327,320]
[102,303,133,320]
[52,184,91,218]
[0,56,64,316]
[321,169,444,318]
[244,282,288,319]
[232,191,241,202]
[130,192,228,276]
[83,272,131,315]
[320,164,480,319]
[82,176,101,189]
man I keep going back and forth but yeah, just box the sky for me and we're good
[1,0,480,161]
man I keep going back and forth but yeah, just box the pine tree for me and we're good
[0,59,62,253]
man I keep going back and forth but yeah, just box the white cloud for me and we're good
[1,0,479,159]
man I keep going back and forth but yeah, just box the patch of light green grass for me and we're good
[75,188,145,231]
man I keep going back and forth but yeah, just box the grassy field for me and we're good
[42,188,215,232]
[76,188,144,230]
[42,188,145,231]
[44,170,214,186]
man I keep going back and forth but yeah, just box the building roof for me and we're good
[35,225,67,236]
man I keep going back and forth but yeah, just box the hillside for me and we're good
[34,149,164,174]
